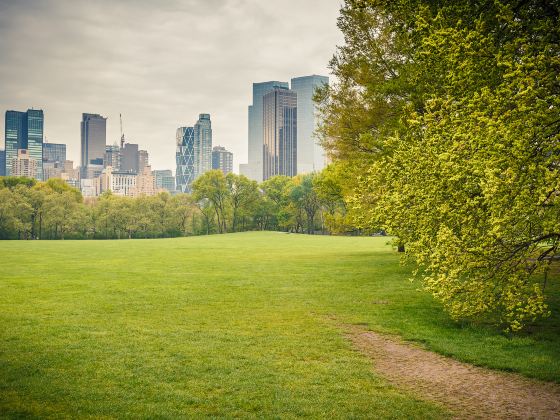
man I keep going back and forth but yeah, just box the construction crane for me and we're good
[120,113,125,149]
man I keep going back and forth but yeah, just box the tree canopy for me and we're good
[318,0,560,330]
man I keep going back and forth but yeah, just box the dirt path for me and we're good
[346,326,560,419]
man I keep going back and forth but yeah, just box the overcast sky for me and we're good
[0,0,343,172]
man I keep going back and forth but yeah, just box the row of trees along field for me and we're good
[317,0,560,331]
[0,169,352,241]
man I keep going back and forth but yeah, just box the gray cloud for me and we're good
[0,0,343,172]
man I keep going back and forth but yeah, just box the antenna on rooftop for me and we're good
[120,113,125,149]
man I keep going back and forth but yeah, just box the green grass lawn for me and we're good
[1,232,558,418]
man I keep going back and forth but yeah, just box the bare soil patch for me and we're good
[346,325,560,419]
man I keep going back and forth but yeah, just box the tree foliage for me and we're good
[318,0,560,330]
[0,171,356,240]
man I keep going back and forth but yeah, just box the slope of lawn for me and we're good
[0,232,558,418]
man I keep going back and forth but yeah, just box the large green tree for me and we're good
[319,0,560,330]
[226,173,260,232]
[192,170,230,233]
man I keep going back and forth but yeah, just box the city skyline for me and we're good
[0,1,342,172]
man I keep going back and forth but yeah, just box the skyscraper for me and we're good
[244,81,289,182]
[212,146,233,175]
[26,110,44,181]
[104,144,121,169]
[176,127,195,193]
[4,111,25,176]
[42,142,66,181]
[138,149,149,173]
[291,75,329,173]
[263,87,297,180]
[4,109,44,180]
[175,114,212,193]
[0,150,5,176]
[81,113,106,174]
[153,169,175,193]
[120,143,139,173]
[43,142,66,164]
[194,113,212,177]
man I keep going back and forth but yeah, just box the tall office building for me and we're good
[104,144,120,169]
[263,87,297,180]
[138,149,149,173]
[212,146,233,175]
[175,114,212,193]
[194,113,212,177]
[244,81,289,182]
[153,169,175,193]
[0,150,5,176]
[176,127,195,193]
[26,110,44,180]
[5,111,24,176]
[120,143,139,173]
[160,175,176,193]
[153,169,172,186]
[43,142,66,164]
[42,142,66,180]
[5,109,44,180]
[291,75,329,173]
[81,113,106,175]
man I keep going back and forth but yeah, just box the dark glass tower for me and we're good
[80,113,107,171]
[120,142,139,173]
[263,87,297,180]
[0,150,5,176]
[4,109,44,180]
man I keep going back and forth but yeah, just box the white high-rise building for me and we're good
[291,75,329,174]
[194,113,212,177]
[11,149,37,178]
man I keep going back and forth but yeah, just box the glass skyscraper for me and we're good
[175,114,212,193]
[194,113,212,178]
[263,87,297,180]
[80,113,107,172]
[154,170,176,193]
[176,126,195,193]
[245,81,289,182]
[43,142,66,163]
[212,146,233,175]
[290,75,329,174]
[0,150,5,177]
[4,109,44,180]
[104,144,120,169]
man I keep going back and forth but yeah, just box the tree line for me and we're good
[0,170,353,240]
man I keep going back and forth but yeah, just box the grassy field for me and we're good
[0,232,558,418]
